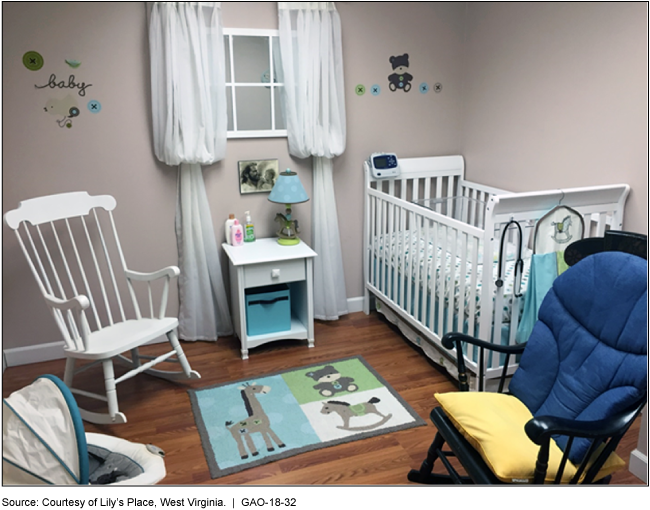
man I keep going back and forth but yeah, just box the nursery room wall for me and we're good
[1,1,467,361]
[460,1,648,236]
[2,2,647,365]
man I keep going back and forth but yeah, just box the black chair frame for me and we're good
[408,332,646,485]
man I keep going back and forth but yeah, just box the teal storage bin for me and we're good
[245,284,291,336]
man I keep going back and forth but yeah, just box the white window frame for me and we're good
[224,28,287,139]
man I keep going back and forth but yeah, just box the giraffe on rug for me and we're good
[226,382,286,459]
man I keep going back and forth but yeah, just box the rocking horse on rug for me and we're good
[226,383,286,459]
[321,397,393,431]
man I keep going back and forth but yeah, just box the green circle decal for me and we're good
[23,51,44,71]
[355,84,366,96]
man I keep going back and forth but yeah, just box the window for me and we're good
[224,28,286,138]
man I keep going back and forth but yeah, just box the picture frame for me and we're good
[238,159,279,194]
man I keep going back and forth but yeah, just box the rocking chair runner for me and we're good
[4,191,201,424]
[408,249,647,484]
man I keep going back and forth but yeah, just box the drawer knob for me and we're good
[271,268,281,278]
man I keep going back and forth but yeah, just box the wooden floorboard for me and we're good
[2,311,644,486]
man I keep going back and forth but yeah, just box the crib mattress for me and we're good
[371,231,531,322]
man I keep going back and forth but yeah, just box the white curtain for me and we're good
[277,1,348,320]
[149,2,232,339]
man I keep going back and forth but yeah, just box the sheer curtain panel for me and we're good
[277,1,348,320]
[149,2,232,340]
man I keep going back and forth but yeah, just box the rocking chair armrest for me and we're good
[441,333,527,393]
[44,293,90,311]
[442,332,527,355]
[525,404,643,445]
[125,266,180,282]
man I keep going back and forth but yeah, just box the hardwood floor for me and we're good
[2,311,644,485]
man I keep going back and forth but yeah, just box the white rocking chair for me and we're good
[4,191,200,424]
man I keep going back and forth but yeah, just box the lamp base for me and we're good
[277,237,300,246]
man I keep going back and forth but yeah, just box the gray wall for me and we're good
[2,2,647,359]
[460,2,648,235]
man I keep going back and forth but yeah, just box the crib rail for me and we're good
[366,186,484,366]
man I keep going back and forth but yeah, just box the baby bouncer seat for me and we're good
[3,375,166,485]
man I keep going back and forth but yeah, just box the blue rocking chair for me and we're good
[408,245,647,484]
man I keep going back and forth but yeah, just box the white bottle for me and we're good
[225,214,236,245]
[230,219,244,246]
[244,210,255,243]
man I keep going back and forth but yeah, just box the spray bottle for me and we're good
[244,211,255,243]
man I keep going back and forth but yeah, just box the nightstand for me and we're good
[222,238,317,359]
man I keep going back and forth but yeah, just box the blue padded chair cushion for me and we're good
[508,252,647,463]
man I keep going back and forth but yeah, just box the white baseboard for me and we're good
[3,341,66,368]
[3,296,367,367]
[629,449,648,483]
[346,296,364,314]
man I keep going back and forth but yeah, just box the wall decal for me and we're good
[388,54,413,92]
[355,84,366,96]
[419,82,429,94]
[23,51,44,71]
[35,73,92,97]
[370,84,381,96]
[65,59,81,69]
[44,94,80,128]
[434,82,443,93]
[87,100,102,113]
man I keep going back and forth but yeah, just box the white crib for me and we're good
[363,155,629,390]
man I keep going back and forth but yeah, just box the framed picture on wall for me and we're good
[238,159,279,194]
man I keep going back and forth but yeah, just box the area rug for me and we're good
[188,355,426,479]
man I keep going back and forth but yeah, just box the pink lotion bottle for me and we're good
[230,219,244,246]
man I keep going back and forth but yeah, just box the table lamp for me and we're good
[268,168,309,245]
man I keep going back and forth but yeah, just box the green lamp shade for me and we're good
[268,169,309,205]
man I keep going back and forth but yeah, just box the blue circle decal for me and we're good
[370,84,381,96]
[419,82,429,94]
[87,100,102,113]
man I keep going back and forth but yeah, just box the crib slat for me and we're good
[467,236,479,339]
[437,224,447,335]
[392,205,401,306]
[420,216,431,325]
[412,214,422,322]
[387,201,396,301]
[400,205,407,308]
[370,196,376,289]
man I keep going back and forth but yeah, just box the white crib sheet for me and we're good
[372,232,531,322]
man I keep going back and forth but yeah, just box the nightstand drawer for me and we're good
[244,259,306,288]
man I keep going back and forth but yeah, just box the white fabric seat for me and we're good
[3,376,166,485]
[4,191,201,424]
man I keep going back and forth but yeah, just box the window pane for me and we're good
[271,36,282,83]
[232,35,269,83]
[224,36,232,82]
[226,86,233,131]
[235,87,271,131]
[274,86,285,130]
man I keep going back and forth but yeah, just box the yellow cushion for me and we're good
[435,392,625,484]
